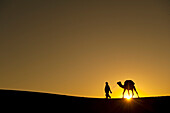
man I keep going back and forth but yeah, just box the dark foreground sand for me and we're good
[0,89,169,113]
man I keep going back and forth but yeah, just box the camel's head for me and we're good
[117,81,121,85]
[117,81,124,88]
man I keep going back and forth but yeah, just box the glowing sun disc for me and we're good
[126,96,131,100]
[124,95,132,100]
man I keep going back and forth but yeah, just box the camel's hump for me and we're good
[124,80,135,85]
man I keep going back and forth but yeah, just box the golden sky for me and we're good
[0,0,170,98]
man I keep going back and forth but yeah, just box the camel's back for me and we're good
[124,80,135,88]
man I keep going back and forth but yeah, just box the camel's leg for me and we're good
[134,86,139,98]
[122,89,126,98]
[132,89,134,98]
[128,90,130,96]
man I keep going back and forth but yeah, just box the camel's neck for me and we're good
[118,82,124,89]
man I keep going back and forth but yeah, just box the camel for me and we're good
[117,80,139,98]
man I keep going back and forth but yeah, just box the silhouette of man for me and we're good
[105,82,112,99]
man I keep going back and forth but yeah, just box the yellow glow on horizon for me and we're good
[126,96,131,100]
[124,94,132,100]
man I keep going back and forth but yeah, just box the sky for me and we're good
[0,0,170,98]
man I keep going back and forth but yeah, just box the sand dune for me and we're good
[0,89,169,113]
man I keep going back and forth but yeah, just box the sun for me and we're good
[124,94,132,100]
[126,96,131,100]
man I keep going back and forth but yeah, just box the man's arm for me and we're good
[109,87,112,93]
